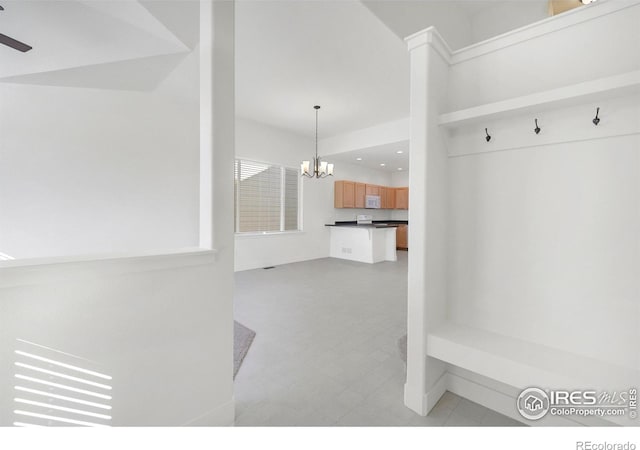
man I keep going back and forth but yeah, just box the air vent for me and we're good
[13,339,112,427]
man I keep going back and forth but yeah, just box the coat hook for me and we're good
[534,118,541,134]
[485,128,491,142]
[592,107,600,126]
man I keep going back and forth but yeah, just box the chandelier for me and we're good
[301,105,334,178]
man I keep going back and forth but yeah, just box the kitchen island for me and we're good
[325,220,403,264]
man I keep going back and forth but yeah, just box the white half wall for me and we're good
[235,118,394,271]
[0,251,233,426]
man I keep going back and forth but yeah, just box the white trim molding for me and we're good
[405,0,640,65]
[405,26,452,64]
[0,248,217,289]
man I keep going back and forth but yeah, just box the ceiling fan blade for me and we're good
[0,33,32,52]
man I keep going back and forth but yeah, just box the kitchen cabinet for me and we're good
[335,181,408,210]
[386,188,396,209]
[396,224,408,249]
[355,182,366,208]
[365,184,380,197]
[328,226,397,264]
[395,187,408,210]
[334,180,355,208]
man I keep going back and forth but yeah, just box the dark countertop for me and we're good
[325,220,408,229]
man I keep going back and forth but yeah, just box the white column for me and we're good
[404,27,451,416]
[195,0,236,425]
[200,0,235,253]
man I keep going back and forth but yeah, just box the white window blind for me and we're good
[235,159,300,233]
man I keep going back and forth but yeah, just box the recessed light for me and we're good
[356,157,362,161]
[380,163,386,167]
[397,168,403,171]
[396,150,403,154]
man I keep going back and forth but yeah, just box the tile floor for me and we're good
[233,253,522,426]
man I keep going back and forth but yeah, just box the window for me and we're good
[234,159,301,233]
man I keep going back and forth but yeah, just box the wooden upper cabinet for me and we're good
[355,182,366,208]
[386,188,396,209]
[365,184,380,197]
[379,187,387,209]
[395,187,409,210]
[334,180,355,208]
[335,181,407,209]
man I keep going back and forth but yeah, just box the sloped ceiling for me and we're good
[0,0,198,90]
[235,0,410,139]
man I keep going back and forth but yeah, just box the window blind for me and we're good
[235,159,300,233]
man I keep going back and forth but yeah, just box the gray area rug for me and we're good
[234,321,256,379]
[398,334,407,364]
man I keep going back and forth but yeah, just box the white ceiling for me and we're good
[235,0,410,139]
[236,0,551,174]
[236,0,548,141]
[0,0,548,166]
[0,0,198,90]
[329,140,410,173]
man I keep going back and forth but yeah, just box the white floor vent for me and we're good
[13,339,112,427]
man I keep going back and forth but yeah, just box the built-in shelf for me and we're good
[427,322,638,421]
[439,70,640,128]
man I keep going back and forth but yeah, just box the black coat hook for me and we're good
[592,107,600,126]
[534,118,541,134]
[485,128,491,142]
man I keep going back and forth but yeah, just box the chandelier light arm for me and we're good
[301,105,334,178]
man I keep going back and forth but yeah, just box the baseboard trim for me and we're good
[404,371,448,416]
[181,398,235,426]
[446,372,602,427]
[424,371,448,414]
[404,382,427,415]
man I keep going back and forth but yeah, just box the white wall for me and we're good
[235,118,394,271]
[447,3,640,111]
[0,48,200,259]
[447,95,640,369]
[0,0,236,426]
[319,117,408,156]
